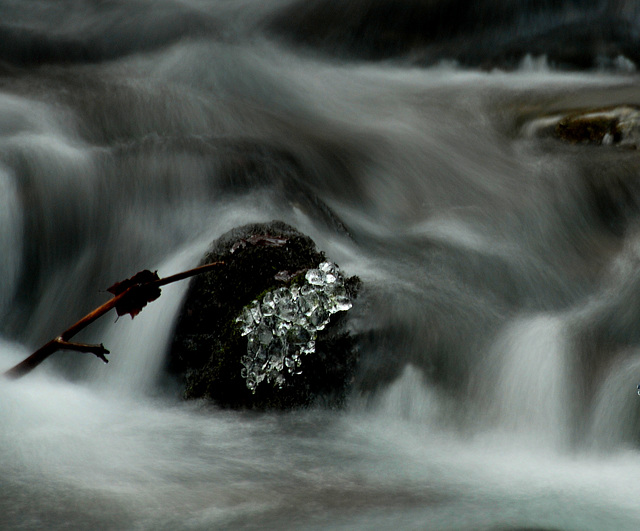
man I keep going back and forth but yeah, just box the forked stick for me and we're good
[4,261,223,380]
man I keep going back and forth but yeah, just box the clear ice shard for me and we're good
[305,268,325,286]
[235,261,353,393]
[261,290,276,317]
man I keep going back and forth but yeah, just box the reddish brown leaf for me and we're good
[115,284,161,318]
[107,270,161,318]
[107,269,159,296]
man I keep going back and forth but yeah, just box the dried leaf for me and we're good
[107,269,159,295]
[107,270,161,318]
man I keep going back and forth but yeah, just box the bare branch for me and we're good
[3,261,224,380]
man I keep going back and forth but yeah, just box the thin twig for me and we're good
[54,339,110,363]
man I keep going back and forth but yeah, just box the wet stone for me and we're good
[168,221,360,410]
[526,105,640,148]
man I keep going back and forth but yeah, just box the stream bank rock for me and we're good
[526,105,640,147]
[555,106,640,146]
[168,221,360,409]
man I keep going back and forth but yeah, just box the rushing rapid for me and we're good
[3,1,640,529]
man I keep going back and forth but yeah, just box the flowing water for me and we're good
[4,1,640,529]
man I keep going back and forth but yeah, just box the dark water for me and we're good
[3,1,640,529]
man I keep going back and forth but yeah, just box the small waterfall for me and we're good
[589,352,640,449]
[483,315,571,447]
[88,241,212,397]
[0,164,22,320]
[375,364,443,424]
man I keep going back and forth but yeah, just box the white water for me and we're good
[3,1,640,529]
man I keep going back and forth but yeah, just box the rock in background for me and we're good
[168,221,360,409]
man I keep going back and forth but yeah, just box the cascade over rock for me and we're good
[519,105,640,236]
[168,221,360,409]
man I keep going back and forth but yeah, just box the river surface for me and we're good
[3,1,640,529]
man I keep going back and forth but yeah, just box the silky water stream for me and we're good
[3,1,640,529]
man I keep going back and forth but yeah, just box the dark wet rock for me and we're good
[524,106,640,147]
[556,113,621,145]
[554,106,640,146]
[267,0,570,61]
[267,0,640,70]
[168,221,360,410]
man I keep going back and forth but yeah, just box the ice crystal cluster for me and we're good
[235,261,353,393]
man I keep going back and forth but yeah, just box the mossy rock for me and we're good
[553,106,640,146]
[555,115,621,144]
[168,221,360,409]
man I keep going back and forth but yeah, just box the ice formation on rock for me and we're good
[235,261,353,393]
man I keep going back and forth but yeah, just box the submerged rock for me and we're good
[168,221,360,409]
[555,106,640,147]
[527,105,640,147]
